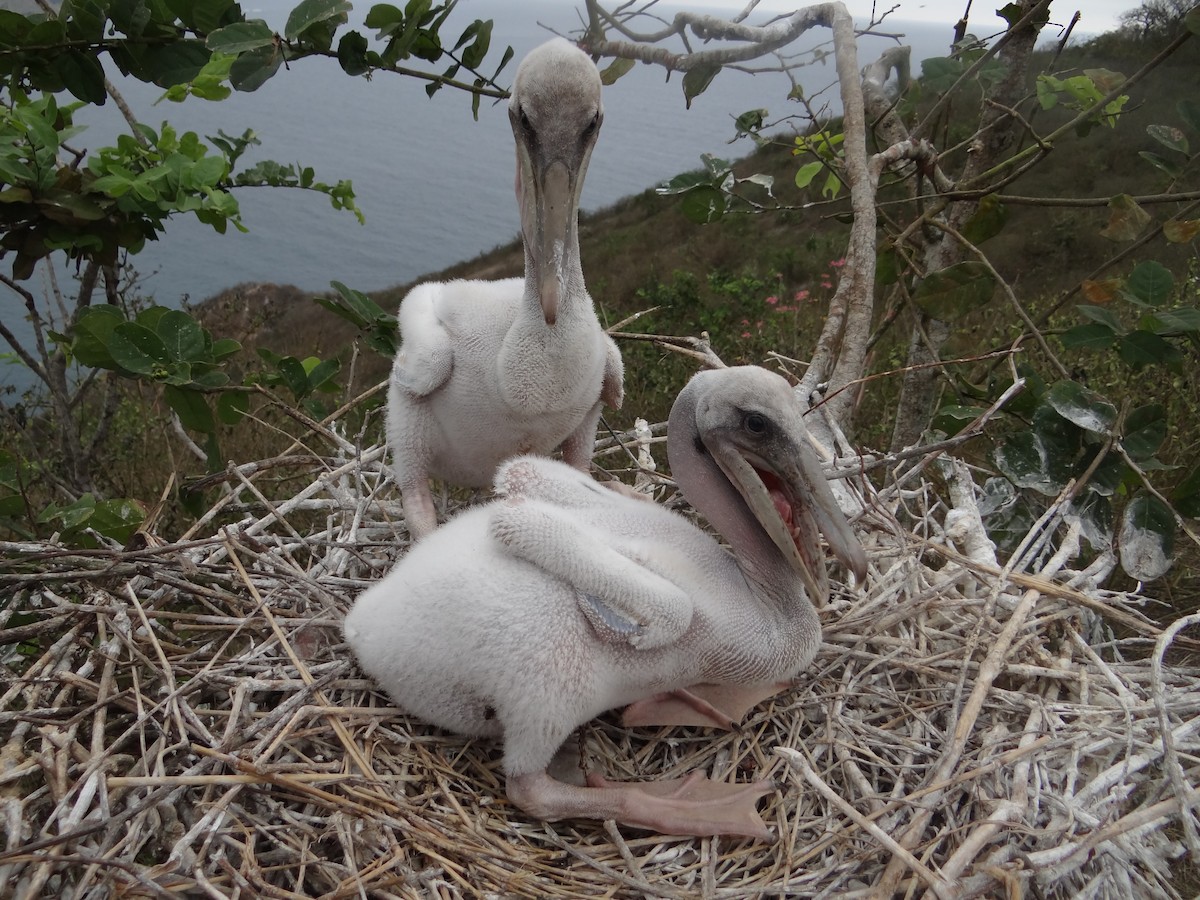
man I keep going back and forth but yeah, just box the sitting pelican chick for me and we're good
[387,38,623,539]
[345,366,867,839]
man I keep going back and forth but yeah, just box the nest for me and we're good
[2,408,1199,900]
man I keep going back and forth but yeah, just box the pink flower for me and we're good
[741,318,750,326]
[765,295,778,306]
[794,289,810,302]
[821,273,830,280]
[741,331,751,338]
[829,257,847,268]
[776,304,795,312]
[821,281,833,289]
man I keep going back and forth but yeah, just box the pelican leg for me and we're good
[621,682,794,730]
[559,399,605,472]
[400,481,439,541]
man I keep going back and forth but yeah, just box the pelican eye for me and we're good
[582,112,600,139]
[518,107,534,137]
[744,412,769,435]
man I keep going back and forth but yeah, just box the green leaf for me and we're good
[923,56,962,93]
[1144,307,1200,334]
[1099,194,1150,242]
[1122,404,1166,460]
[54,51,107,104]
[1085,451,1126,498]
[337,30,370,75]
[165,385,216,433]
[1138,150,1182,179]
[156,309,208,361]
[142,41,212,87]
[682,63,720,109]
[994,431,1059,496]
[229,44,284,91]
[911,261,996,321]
[1061,323,1117,351]
[207,21,275,53]
[1186,6,1200,36]
[109,323,169,376]
[1179,98,1200,134]
[1075,304,1123,332]
[1119,492,1174,581]
[1174,465,1200,518]
[1147,123,1189,154]
[45,493,96,530]
[680,186,725,224]
[1044,380,1116,434]
[304,356,340,390]
[364,4,404,32]
[1119,330,1182,369]
[71,306,124,368]
[600,57,634,86]
[932,404,986,436]
[284,0,351,40]
[85,498,145,543]
[1124,260,1174,306]
[794,160,823,189]
[212,338,242,360]
[277,356,309,399]
[457,19,492,69]
[1035,75,1059,110]
[217,390,249,425]
[960,193,1007,245]
[997,2,1050,28]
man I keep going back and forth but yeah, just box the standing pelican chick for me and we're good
[387,38,623,539]
[346,367,867,839]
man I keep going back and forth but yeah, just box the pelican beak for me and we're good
[533,158,573,326]
[712,429,867,604]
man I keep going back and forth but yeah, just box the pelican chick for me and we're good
[387,38,623,539]
[345,366,867,839]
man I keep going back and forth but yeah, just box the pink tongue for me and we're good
[770,488,792,524]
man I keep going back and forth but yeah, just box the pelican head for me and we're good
[675,367,868,603]
[509,38,603,326]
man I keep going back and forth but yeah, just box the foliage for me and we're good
[0,0,510,544]
[640,3,1200,586]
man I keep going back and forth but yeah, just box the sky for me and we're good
[679,1,1135,37]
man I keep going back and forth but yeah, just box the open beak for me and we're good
[712,433,867,604]
[517,149,576,327]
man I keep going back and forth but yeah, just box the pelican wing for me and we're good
[601,334,624,410]
[392,284,454,397]
[487,492,692,650]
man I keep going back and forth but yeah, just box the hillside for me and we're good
[199,26,1199,442]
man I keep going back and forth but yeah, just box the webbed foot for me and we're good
[508,770,775,840]
[621,681,794,730]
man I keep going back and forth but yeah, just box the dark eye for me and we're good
[520,108,534,136]
[582,112,600,139]
[745,413,768,435]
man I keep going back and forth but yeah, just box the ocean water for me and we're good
[2,0,954,387]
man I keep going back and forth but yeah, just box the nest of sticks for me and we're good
[2,397,1199,899]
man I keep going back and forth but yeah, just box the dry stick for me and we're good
[222,539,376,781]
[1150,612,1200,856]
[930,668,1062,892]
[186,445,387,551]
[869,521,1082,898]
[609,330,728,369]
[778,749,956,900]
[914,540,1182,648]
